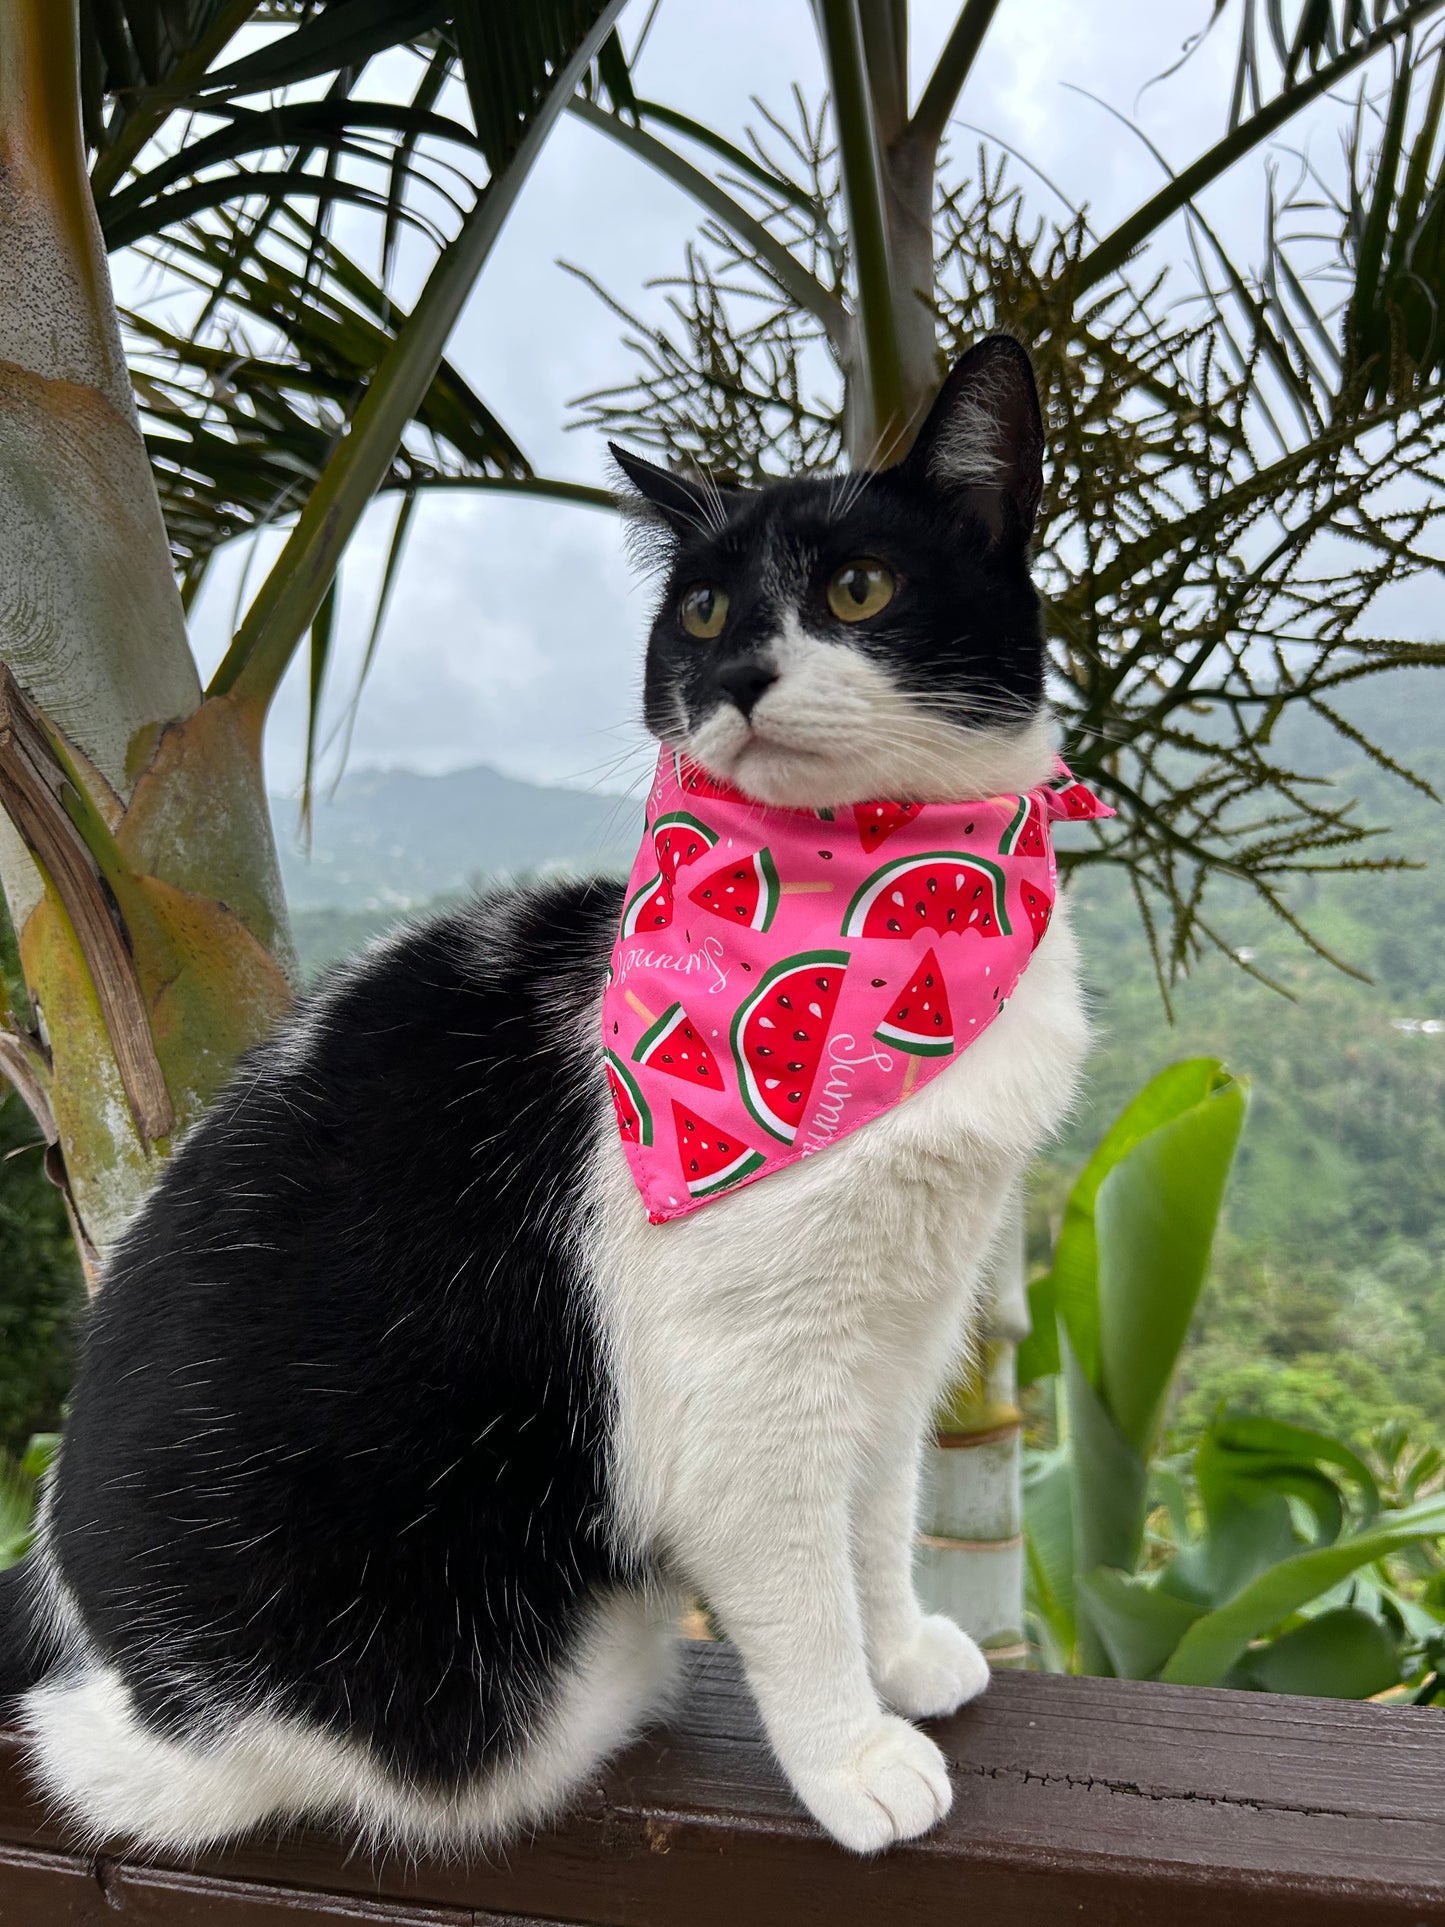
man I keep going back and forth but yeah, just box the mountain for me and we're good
[270,764,642,911]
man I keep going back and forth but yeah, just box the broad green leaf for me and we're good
[1232,1606,1402,1699]
[1163,1494,1445,1685]
[1047,1058,1229,1386]
[1076,1567,1206,1680]
[1016,1271,1059,1388]
[1163,1482,1301,1610]
[1095,1072,1248,1454]
[1066,1347,1147,1672]
[1023,1446,1077,1663]
[1206,1415,1378,1515]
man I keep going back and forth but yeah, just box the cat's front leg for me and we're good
[672,1465,951,1854]
[854,1410,991,1720]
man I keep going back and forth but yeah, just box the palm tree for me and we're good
[0,0,626,1268]
[2,0,1442,1657]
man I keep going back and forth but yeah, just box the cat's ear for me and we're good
[898,335,1043,547]
[608,443,736,539]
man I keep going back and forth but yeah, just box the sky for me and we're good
[176,0,1374,806]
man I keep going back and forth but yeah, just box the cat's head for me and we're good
[613,335,1054,810]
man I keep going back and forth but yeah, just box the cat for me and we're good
[0,334,1088,1858]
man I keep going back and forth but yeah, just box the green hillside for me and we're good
[1050,671,1445,1449]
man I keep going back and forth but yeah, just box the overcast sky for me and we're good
[179,0,1369,806]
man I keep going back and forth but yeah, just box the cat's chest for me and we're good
[588,905,1087,1322]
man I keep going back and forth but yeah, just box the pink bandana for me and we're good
[602,748,1112,1223]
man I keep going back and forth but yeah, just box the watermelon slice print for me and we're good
[688,848,781,932]
[652,811,718,885]
[674,1099,766,1199]
[604,1049,653,1146]
[1020,879,1053,949]
[621,870,673,937]
[633,1001,723,1089]
[673,751,741,803]
[854,800,924,852]
[998,794,1046,859]
[1051,776,1097,820]
[841,852,1011,941]
[874,949,954,1057]
[730,949,848,1143]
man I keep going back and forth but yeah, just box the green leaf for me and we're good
[300,576,338,841]
[1162,1494,1445,1686]
[1066,1346,1149,1623]
[1023,1446,1077,1664]
[1076,1567,1206,1680]
[1016,1271,1059,1388]
[1164,1479,1302,1610]
[1094,1070,1248,1454]
[1048,1058,1240,1393]
[193,0,451,99]
[1233,1606,1402,1699]
[207,1,629,714]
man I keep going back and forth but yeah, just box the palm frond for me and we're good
[571,115,1445,982]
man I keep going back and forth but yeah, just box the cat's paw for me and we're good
[793,1715,952,1855]
[876,1614,990,1720]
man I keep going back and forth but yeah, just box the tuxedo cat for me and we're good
[1,336,1087,1856]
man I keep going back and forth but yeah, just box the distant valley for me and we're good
[271,762,642,912]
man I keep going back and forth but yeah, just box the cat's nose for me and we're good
[715,658,778,719]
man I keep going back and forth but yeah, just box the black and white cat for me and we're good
[0,335,1087,1856]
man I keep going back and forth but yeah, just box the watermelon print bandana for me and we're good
[601,748,1112,1224]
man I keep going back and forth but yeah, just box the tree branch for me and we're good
[1078,1,1445,293]
[817,0,908,456]
[907,0,1004,158]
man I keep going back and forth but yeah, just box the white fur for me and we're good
[21,1584,681,1856]
[588,901,1088,1851]
[684,615,1055,810]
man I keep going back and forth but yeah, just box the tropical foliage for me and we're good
[1024,1057,1445,1701]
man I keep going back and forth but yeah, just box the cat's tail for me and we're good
[0,1561,56,1703]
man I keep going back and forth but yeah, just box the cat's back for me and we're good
[83,873,623,1337]
[45,876,629,1780]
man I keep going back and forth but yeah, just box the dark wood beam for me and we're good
[1,1642,1442,1922]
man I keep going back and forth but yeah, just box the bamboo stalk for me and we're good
[915,1200,1029,1666]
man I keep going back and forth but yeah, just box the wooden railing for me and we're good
[0,1643,1442,1924]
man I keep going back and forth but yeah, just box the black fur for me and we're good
[0,1564,53,1701]
[33,880,632,1788]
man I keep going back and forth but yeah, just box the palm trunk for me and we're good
[0,0,293,1264]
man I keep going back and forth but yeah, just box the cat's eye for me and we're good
[826,561,895,622]
[679,583,729,639]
